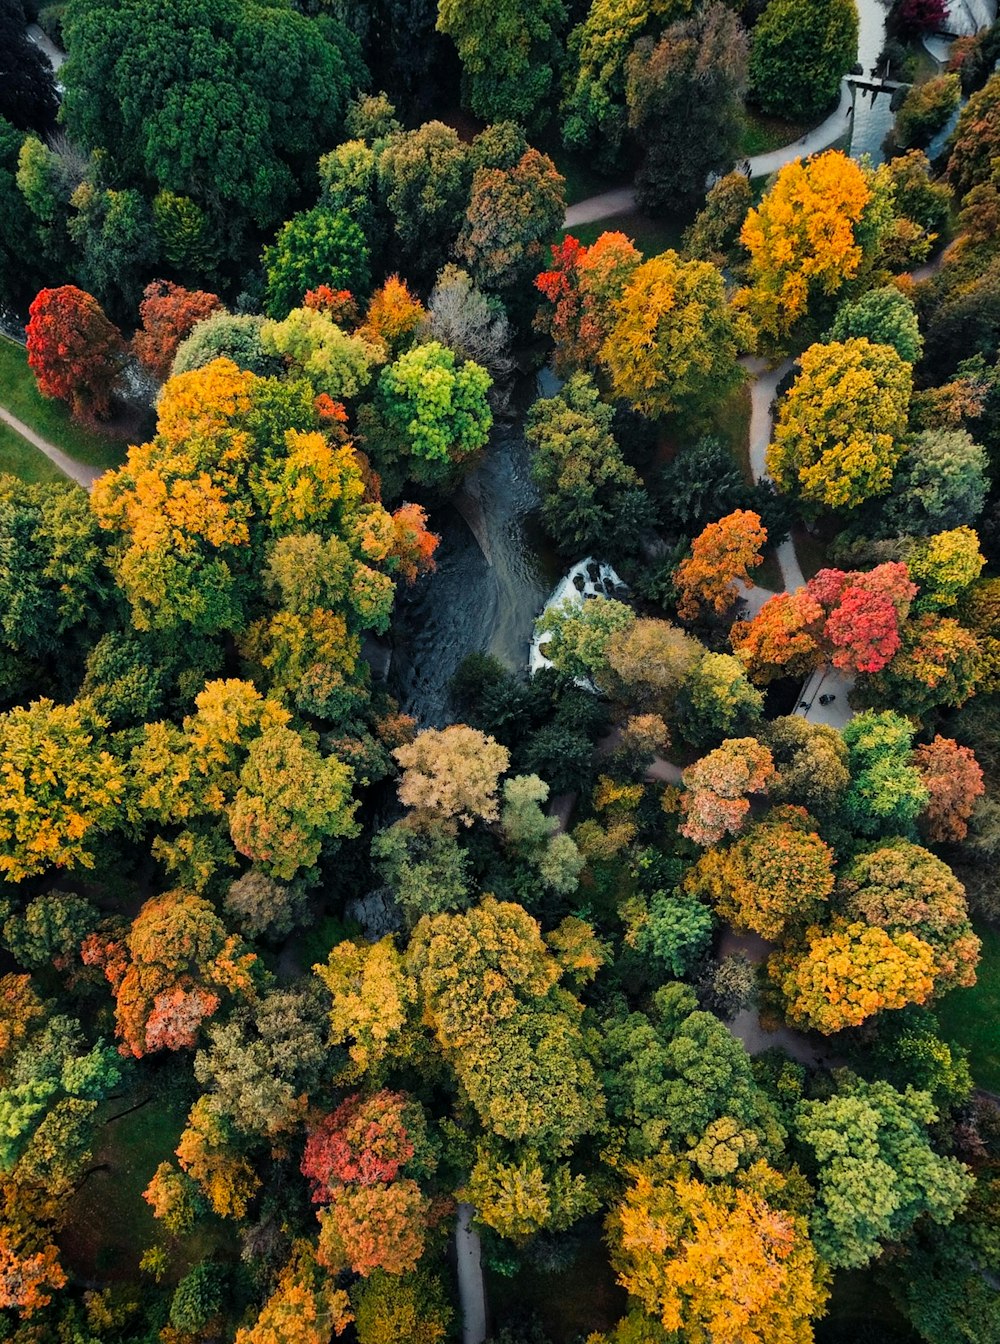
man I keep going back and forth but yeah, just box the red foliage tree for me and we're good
[807,562,916,674]
[26,286,125,421]
[730,590,824,683]
[302,287,358,325]
[390,504,439,583]
[913,735,985,842]
[302,1091,416,1202]
[316,1179,429,1277]
[896,0,948,35]
[132,280,222,381]
[534,231,641,374]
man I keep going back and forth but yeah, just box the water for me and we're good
[848,0,895,164]
[390,406,558,726]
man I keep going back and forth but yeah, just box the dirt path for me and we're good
[0,405,102,489]
[456,1203,488,1344]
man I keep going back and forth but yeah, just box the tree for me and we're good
[907,527,985,611]
[748,0,858,120]
[170,1263,225,1334]
[604,618,704,715]
[526,373,653,554]
[795,1075,973,1268]
[807,562,917,674]
[0,699,124,882]
[61,0,362,231]
[132,280,223,381]
[883,429,988,536]
[601,251,748,419]
[839,840,980,994]
[534,231,642,375]
[768,339,912,510]
[675,510,767,620]
[895,0,949,32]
[842,709,930,838]
[352,1270,452,1344]
[108,888,257,1058]
[769,918,936,1033]
[763,715,850,816]
[730,590,824,683]
[626,3,748,210]
[69,183,160,318]
[235,1242,353,1344]
[374,342,492,488]
[913,735,985,842]
[674,652,764,748]
[315,937,418,1080]
[26,285,125,421]
[679,737,775,847]
[259,307,381,401]
[152,188,219,276]
[948,72,1000,196]
[457,144,566,298]
[683,170,753,270]
[895,73,961,149]
[738,152,885,340]
[826,286,923,364]
[378,123,472,280]
[608,1155,829,1344]
[861,615,980,716]
[536,595,636,682]
[0,1232,66,1318]
[393,725,509,827]
[437,0,566,127]
[426,265,514,383]
[263,207,370,318]
[301,1091,426,1199]
[0,0,58,134]
[372,820,472,919]
[406,897,602,1150]
[0,117,47,311]
[465,1145,596,1241]
[687,805,834,940]
[317,1178,429,1277]
[172,312,282,378]
[176,1094,260,1218]
[359,276,426,355]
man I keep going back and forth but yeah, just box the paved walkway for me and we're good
[0,405,101,489]
[456,1203,488,1344]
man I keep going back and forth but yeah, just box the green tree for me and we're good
[842,709,929,838]
[674,652,764,749]
[768,339,912,511]
[263,207,371,318]
[748,0,858,120]
[61,0,363,232]
[601,251,748,420]
[895,73,961,150]
[371,819,473,919]
[826,286,923,364]
[0,118,47,310]
[535,596,636,682]
[948,71,1000,195]
[437,0,567,128]
[626,3,748,210]
[378,122,472,280]
[526,373,654,554]
[260,307,381,400]
[883,429,988,536]
[171,312,282,378]
[795,1074,973,1268]
[762,715,850,818]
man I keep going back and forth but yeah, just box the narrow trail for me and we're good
[0,405,101,489]
[455,1202,488,1344]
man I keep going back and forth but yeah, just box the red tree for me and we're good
[913,735,986,842]
[896,0,948,35]
[132,280,222,381]
[807,562,916,674]
[26,286,126,421]
[535,231,641,374]
[391,504,439,583]
[301,1091,416,1203]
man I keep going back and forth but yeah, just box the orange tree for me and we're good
[26,285,125,420]
[680,737,775,847]
[913,735,985,841]
[675,510,767,620]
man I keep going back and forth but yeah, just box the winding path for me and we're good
[0,405,101,489]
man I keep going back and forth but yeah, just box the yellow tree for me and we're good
[737,151,889,341]
[600,251,750,419]
[234,1242,353,1344]
[393,725,510,828]
[675,510,767,620]
[608,1154,829,1344]
[767,339,912,511]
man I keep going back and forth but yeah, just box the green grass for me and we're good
[740,108,813,157]
[556,208,688,258]
[755,547,784,593]
[0,336,126,470]
[792,524,830,582]
[710,382,753,483]
[0,418,67,484]
[936,920,1000,1094]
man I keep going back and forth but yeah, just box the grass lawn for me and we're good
[0,336,126,471]
[61,1076,237,1285]
[740,108,814,157]
[556,207,688,258]
[0,418,68,484]
[791,524,829,582]
[711,382,753,483]
[935,919,1000,1094]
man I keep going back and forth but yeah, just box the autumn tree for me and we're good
[301,1091,430,1201]
[687,805,834,940]
[807,562,917,674]
[948,71,1000,195]
[437,0,566,127]
[317,1176,430,1278]
[673,652,764,749]
[406,896,603,1151]
[907,527,985,611]
[683,170,753,270]
[767,339,912,510]
[526,373,654,554]
[351,1270,452,1344]
[426,265,514,382]
[839,840,980,994]
[679,737,775,847]
[675,510,766,620]
[763,715,850,817]
[795,1075,973,1267]
[175,1094,260,1219]
[737,152,887,341]
[359,276,426,356]
[730,590,824,683]
[132,280,223,381]
[393,725,509,828]
[604,618,704,717]
[769,918,936,1033]
[601,251,748,419]
[534,231,641,375]
[108,888,257,1058]
[913,735,985,842]
[860,614,980,716]
[626,3,749,210]
[608,1154,829,1344]
[234,1242,353,1344]
[315,936,418,1082]
[26,285,125,421]
[465,1145,596,1241]
[457,138,566,298]
[748,0,858,119]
